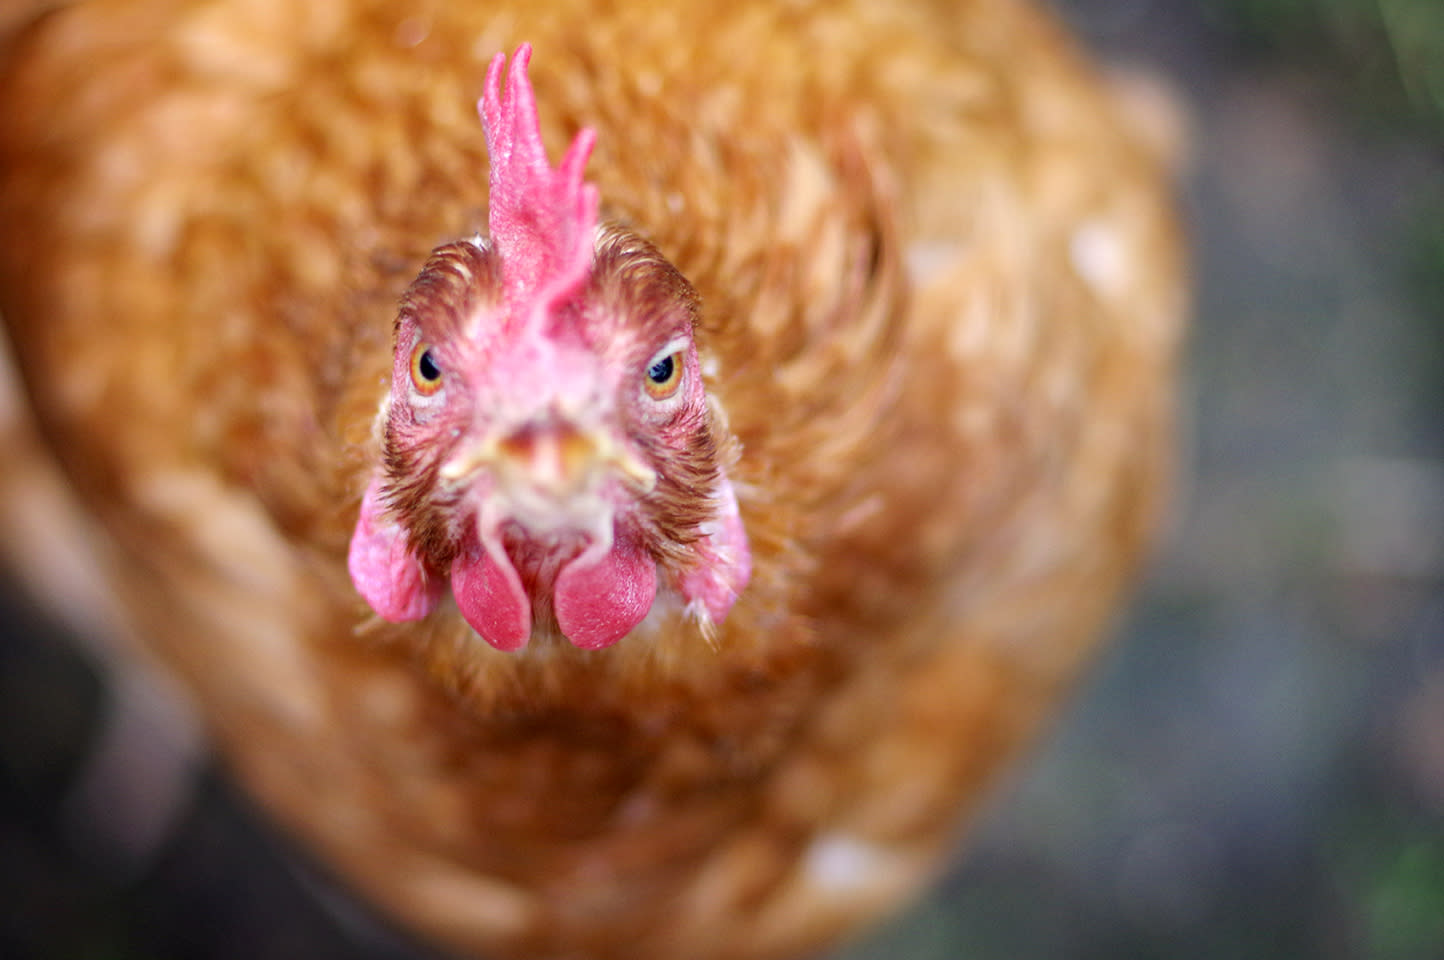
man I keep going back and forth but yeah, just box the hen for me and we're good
[0,2,1186,958]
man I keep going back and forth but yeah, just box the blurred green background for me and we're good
[1,1,1441,958]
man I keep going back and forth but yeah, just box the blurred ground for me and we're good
[2,1,1442,958]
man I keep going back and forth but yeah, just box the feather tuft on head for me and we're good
[480,44,600,331]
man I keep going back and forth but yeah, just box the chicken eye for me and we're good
[410,341,443,396]
[643,350,684,401]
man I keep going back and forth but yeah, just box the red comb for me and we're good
[480,44,599,328]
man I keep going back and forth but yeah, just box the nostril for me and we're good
[557,427,600,483]
[496,422,542,460]
[498,421,599,495]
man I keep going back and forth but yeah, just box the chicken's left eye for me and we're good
[410,342,443,396]
[643,350,684,401]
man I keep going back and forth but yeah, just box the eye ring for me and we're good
[643,349,685,401]
[410,341,444,396]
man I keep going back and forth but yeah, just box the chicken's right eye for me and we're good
[410,342,443,395]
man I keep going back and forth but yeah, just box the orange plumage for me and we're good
[0,2,1186,958]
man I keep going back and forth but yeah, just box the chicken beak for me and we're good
[439,421,656,495]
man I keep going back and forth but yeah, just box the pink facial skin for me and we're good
[347,45,750,651]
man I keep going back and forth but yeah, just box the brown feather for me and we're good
[0,1,1186,958]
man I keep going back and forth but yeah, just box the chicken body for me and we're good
[0,2,1186,958]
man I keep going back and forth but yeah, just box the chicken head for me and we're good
[348,45,750,652]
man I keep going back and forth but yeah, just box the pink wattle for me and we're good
[349,478,441,622]
[554,532,657,650]
[451,541,531,651]
[676,472,752,624]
